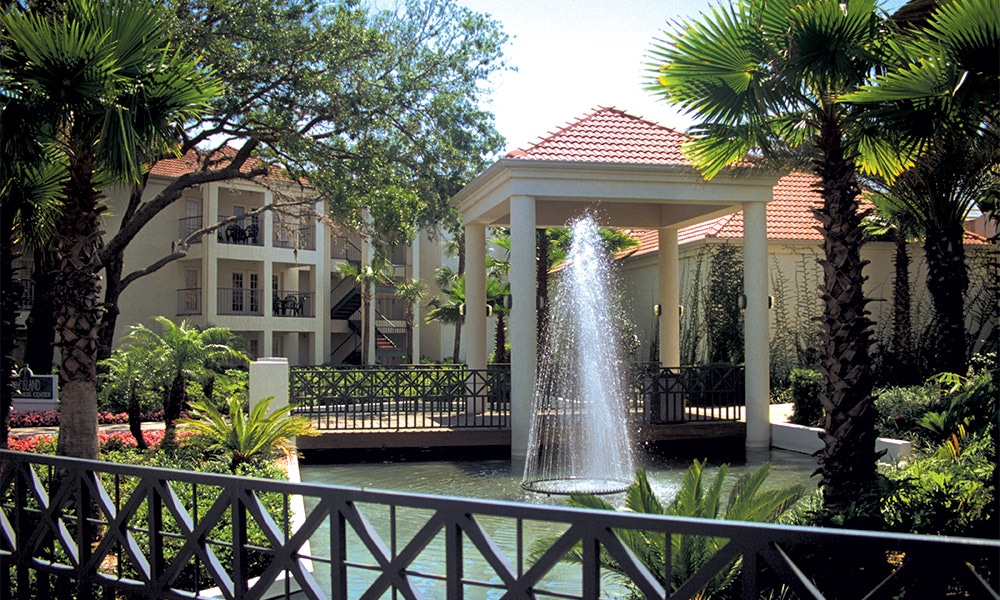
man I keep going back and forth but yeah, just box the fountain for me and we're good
[521,215,635,495]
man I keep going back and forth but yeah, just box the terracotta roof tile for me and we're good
[506,106,689,165]
[620,171,987,257]
[150,146,288,180]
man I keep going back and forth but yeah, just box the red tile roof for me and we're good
[619,171,987,258]
[506,106,690,165]
[150,146,288,180]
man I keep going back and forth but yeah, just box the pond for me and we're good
[297,449,821,598]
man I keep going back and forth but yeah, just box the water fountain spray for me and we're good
[521,215,635,494]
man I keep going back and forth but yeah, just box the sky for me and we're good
[458,0,707,153]
[457,0,908,154]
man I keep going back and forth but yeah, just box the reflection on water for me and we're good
[297,450,819,598]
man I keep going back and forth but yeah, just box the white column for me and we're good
[743,201,770,449]
[205,184,219,320]
[658,227,681,367]
[410,233,421,363]
[361,224,376,365]
[509,196,537,462]
[464,224,488,370]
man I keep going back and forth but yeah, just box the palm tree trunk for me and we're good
[162,372,187,448]
[24,247,57,373]
[924,224,969,376]
[891,234,914,384]
[811,115,879,518]
[0,206,21,450]
[54,152,103,461]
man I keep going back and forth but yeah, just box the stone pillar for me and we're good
[658,227,681,367]
[509,196,537,463]
[249,357,290,412]
[464,224,488,370]
[743,201,770,449]
[464,224,488,414]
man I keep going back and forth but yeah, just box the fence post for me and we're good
[249,357,290,412]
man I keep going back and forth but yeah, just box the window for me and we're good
[232,272,244,312]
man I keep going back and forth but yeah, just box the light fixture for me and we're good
[458,303,465,316]
[653,304,662,316]
[503,294,513,310]
[679,305,685,317]
[486,304,493,317]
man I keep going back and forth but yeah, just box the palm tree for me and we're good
[177,396,316,472]
[99,347,156,449]
[339,254,393,364]
[395,279,427,363]
[123,317,250,448]
[426,267,465,362]
[647,0,909,516]
[531,462,803,598]
[1,0,220,459]
[847,0,999,375]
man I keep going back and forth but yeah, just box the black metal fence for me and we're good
[290,365,511,430]
[2,450,997,600]
[290,364,744,431]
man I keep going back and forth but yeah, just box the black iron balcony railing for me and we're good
[290,365,511,430]
[15,279,33,310]
[217,287,263,316]
[1,450,996,600]
[273,221,316,250]
[176,287,202,316]
[330,236,362,262]
[272,290,315,317]
[216,215,263,246]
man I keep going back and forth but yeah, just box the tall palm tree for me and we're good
[647,0,911,515]
[339,254,393,365]
[123,317,250,448]
[395,279,427,363]
[847,0,1000,377]
[1,0,220,459]
[426,267,465,363]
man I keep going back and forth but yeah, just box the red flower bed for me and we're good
[6,429,185,454]
[8,409,165,428]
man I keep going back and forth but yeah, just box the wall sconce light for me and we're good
[679,305,685,317]
[486,304,493,317]
[503,294,513,310]
[653,303,662,316]
[458,303,465,317]
[738,295,774,310]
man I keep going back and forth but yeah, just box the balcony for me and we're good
[273,221,316,250]
[272,290,315,317]
[216,215,263,246]
[176,287,202,316]
[330,235,362,262]
[217,287,263,316]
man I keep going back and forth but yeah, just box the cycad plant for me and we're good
[532,461,803,599]
[177,396,316,472]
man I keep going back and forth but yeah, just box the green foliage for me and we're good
[178,396,317,472]
[768,252,821,392]
[788,369,824,427]
[881,430,996,537]
[705,244,743,364]
[531,462,803,599]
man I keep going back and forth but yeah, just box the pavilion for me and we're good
[451,106,784,462]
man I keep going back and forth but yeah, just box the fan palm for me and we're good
[1,0,220,459]
[123,317,250,448]
[647,0,907,515]
[340,254,393,364]
[177,396,316,472]
[395,278,427,363]
[531,461,803,599]
[846,0,1000,376]
[426,267,465,362]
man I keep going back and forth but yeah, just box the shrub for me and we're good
[881,430,996,538]
[788,369,823,426]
